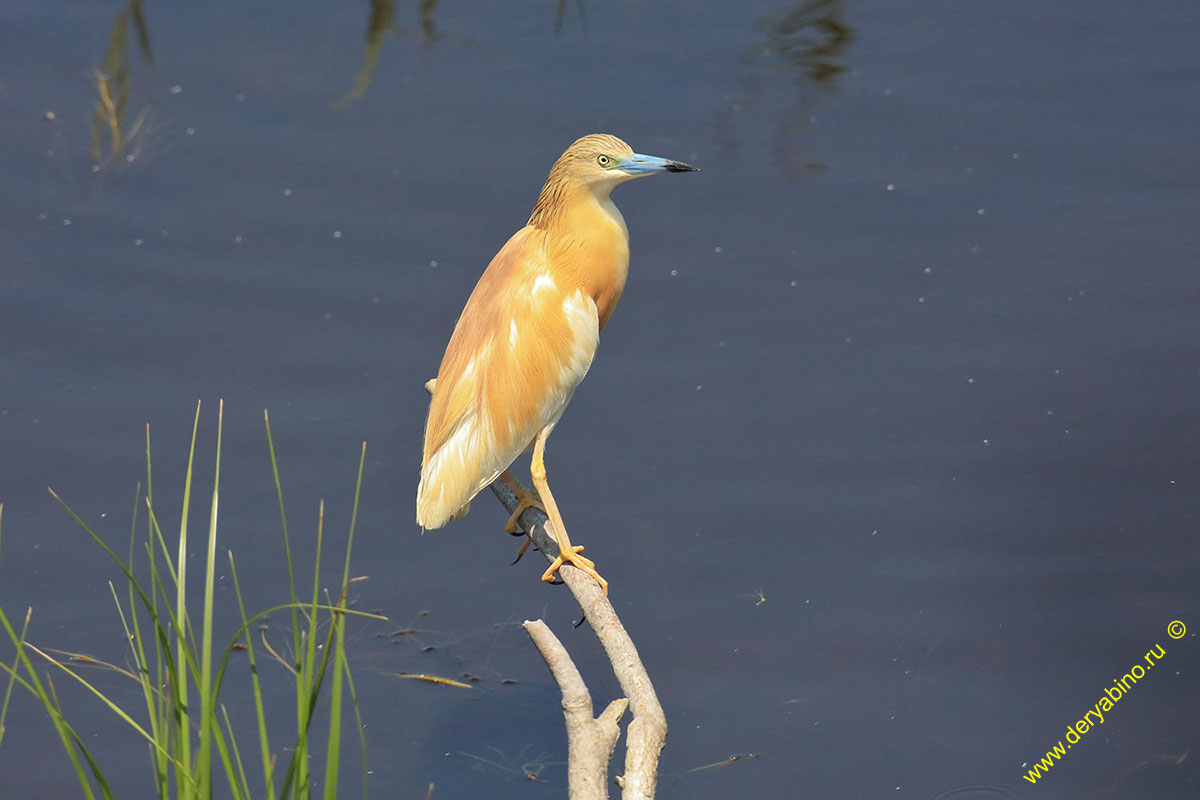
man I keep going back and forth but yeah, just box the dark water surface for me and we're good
[2,0,1198,797]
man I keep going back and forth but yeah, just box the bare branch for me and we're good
[524,619,626,799]
[493,474,667,799]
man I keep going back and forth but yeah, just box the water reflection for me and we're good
[336,0,396,106]
[713,0,853,177]
[337,0,479,106]
[335,0,591,107]
[554,0,589,37]
[418,0,440,41]
[89,0,156,167]
[751,0,851,83]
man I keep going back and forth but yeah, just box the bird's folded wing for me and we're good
[417,227,600,528]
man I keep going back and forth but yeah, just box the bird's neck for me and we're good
[536,185,631,330]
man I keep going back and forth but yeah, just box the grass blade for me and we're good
[197,399,224,795]
[228,550,276,800]
[174,400,203,799]
[324,441,368,800]
[0,606,102,800]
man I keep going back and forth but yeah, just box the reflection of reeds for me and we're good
[90,0,155,165]
[554,0,589,36]
[419,0,439,41]
[334,0,590,107]
[751,0,851,83]
[334,0,396,107]
[336,0,459,108]
[716,0,854,178]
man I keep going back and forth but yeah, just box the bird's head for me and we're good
[528,134,697,229]
[554,133,698,192]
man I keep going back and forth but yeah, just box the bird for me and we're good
[416,133,697,594]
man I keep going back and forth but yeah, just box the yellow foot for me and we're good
[505,495,545,534]
[541,546,609,595]
[500,473,545,534]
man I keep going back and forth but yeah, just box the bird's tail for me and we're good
[416,472,471,529]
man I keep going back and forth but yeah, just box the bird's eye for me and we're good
[597,155,611,167]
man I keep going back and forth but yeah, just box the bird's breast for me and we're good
[546,195,631,330]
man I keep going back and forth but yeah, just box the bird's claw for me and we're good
[510,536,533,565]
[505,496,546,535]
[501,473,545,534]
[541,546,609,595]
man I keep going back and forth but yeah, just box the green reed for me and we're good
[0,401,382,799]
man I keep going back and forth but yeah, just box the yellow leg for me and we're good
[530,428,608,595]
[499,470,545,534]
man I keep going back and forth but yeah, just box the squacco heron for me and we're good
[416,133,696,594]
